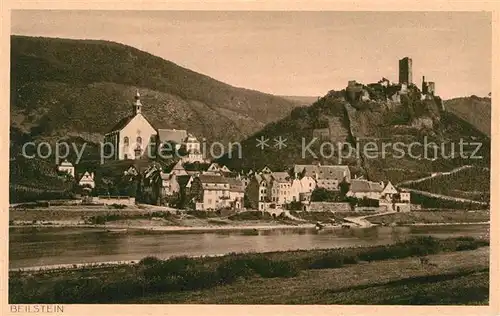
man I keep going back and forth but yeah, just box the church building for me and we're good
[104,91,157,160]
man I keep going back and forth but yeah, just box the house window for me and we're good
[124,137,129,146]
[124,154,128,159]
[137,136,142,145]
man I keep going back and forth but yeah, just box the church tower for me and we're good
[134,90,142,115]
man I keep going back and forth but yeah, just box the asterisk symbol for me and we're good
[256,136,270,150]
[274,136,287,149]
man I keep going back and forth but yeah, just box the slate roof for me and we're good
[254,173,273,184]
[293,164,350,180]
[158,129,188,144]
[271,172,290,183]
[198,174,230,184]
[176,175,193,188]
[183,162,212,172]
[349,179,384,193]
[227,178,245,192]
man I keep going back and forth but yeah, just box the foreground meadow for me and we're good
[9,236,489,305]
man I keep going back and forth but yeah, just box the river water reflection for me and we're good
[9,224,489,269]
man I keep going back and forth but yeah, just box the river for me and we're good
[9,224,489,269]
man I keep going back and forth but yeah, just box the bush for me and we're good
[309,254,344,269]
[216,258,255,283]
[186,210,218,219]
[311,188,339,202]
[456,243,479,251]
[229,211,272,221]
[343,255,359,264]
[109,203,127,209]
[406,236,442,255]
[138,256,161,266]
[246,257,299,278]
[179,266,220,291]
[141,256,193,280]
[100,278,145,301]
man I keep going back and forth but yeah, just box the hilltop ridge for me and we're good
[10,35,302,144]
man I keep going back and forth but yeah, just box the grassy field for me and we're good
[128,247,489,305]
[9,236,489,304]
[367,210,490,225]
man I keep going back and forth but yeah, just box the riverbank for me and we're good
[365,210,490,226]
[9,206,304,229]
[9,222,318,235]
[10,205,491,232]
[9,236,489,304]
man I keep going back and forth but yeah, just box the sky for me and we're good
[11,10,492,99]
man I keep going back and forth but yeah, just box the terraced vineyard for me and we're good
[403,166,490,202]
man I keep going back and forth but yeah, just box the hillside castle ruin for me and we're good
[345,57,441,107]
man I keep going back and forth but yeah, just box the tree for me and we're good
[311,187,339,202]
[339,180,350,197]
[143,163,163,205]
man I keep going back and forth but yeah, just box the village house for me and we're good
[57,159,75,177]
[245,172,273,210]
[164,174,195,208]
[379,181,399,201]
[270,172,291,207]
[169,160,188,176]
[157,129,205,163]
[78,171,95,189]
[228,178,245,210]
[290,178,303,202]
[182,134,204,163]
[293,164,351,191]
[245,171,299,210]
[160,172,180,197]
[261,166,272,174]
[399,189,411,203]
[346,179,385,200]
[290,177,316,204]
[346,179,412,211]
[239,174,251,190]
[191,175,231,211]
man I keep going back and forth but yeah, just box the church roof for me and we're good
[107,116,134,134]
[158,129,188,144]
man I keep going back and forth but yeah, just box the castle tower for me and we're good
[422,76,428,94]
[427,82,435,95]
[399,57,412,85]
[134,90,142,115]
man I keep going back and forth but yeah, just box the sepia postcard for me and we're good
[2,1,499,315]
